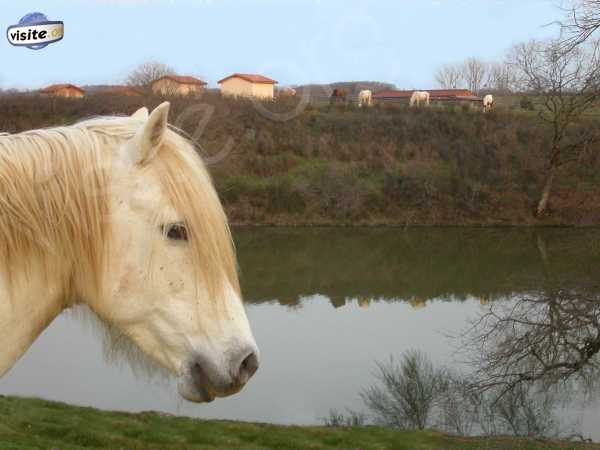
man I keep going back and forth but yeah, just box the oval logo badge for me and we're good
[7,12,64,50]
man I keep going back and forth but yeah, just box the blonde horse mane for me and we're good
[0,115,238,303]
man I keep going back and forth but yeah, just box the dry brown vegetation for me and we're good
[1,92,599,225]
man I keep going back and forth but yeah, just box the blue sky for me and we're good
[2,0,561,90]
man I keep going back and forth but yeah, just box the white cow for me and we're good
[409,91,430,107]
[483,94,494,112]
[358,90,373,108]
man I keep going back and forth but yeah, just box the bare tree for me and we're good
[437,373,480,436]
[488,62,517,93]
[436,370,566,438]
[462,286,600,398]
[435,64,464,89]
[360,350,447,430]
[461,58,489,94]
[492,383,561,438]
[509,38,600,216]
[329,347,578,437]
[126,60,176,88]
[561,0,600,51]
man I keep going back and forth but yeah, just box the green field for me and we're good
[0,396,597,450]
[492,95,600,118]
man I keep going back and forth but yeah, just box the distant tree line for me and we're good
[434,58,510,94]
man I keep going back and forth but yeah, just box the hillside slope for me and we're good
[1,93,599,226]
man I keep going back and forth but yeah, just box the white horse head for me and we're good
[483,94,494,112]
[358,90,373,108]
[0,102,259,403]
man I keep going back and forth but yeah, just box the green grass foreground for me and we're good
[0,396,597,450]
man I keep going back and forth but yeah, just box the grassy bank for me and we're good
[2,93,600,226]
[0,396,597,450]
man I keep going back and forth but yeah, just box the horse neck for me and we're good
[0,242,71,377]
[0,129,111,377]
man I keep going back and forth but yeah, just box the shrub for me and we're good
[360,350,447,430]
[265,177,306,214]
[520,97,535,111]
[322,409,367,427]
[342,350,568,438]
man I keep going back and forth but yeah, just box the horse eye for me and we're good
[162,223,188,242]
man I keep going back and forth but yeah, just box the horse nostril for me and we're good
[236,351,259,384]
[190,361,209,386]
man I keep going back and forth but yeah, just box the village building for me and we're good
[151,75,207,96]
[39,84,85,98]
[218,73,278,99]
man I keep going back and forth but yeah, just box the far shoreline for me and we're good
[229,222,598,229]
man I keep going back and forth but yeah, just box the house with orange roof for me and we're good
[39,84,85,98]
[218,73,278,99]
[151,75,207,96]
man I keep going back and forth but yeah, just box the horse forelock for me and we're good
[81,116,239,302]
[153,128,240,301]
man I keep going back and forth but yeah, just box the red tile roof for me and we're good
[152,75,207,86]
[40,83,85,94]
[373,90,413,98]
[218,73,278,85]
[430,89,477,98]
[373,89,477,99]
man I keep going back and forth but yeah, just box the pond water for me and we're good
[1,228,599,440]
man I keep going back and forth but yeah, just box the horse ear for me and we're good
[131,107,149,120]
[134,102,170,165]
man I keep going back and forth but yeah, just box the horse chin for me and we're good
[177,375,216,403]
[177,376,245,403]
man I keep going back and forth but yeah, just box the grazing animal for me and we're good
[276,87,296,97]
[330,88,347,104]
[409,91,430,107]
[358,90,373,108]
[0,103,259,403]
[483,94,494,112]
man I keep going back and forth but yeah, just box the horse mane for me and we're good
[0,115,238,302]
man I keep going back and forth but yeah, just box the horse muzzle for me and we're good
[177,344,260,403]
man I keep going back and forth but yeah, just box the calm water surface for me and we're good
[1,228,599,439]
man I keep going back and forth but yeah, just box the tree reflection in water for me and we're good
[328,348,593,440]
[235,227,600,309]
[249,228,600,440]
[464,287,600,397]
[346,286,600,439]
